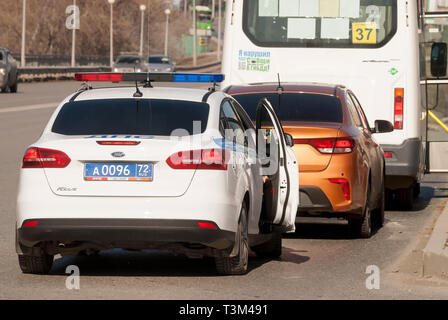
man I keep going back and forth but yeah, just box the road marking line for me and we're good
[0,102,58,114]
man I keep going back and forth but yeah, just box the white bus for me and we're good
[221,0,435,209]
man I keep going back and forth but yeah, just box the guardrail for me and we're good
[175,61,221,71]
[12,53,109,66]
[18,62,222,83]
[18,67,112,82]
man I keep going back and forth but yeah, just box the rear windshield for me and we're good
[232,92,343,123]
[52,99,209,136]
[243,0,397,48]
[0,51,4,61]
[116,56,141,64]
[148,56,171,64]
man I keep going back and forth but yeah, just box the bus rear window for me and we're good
[243,0,397,48]
[52,99,209,136]
[232,93,343,123]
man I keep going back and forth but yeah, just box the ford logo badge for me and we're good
[111,152,125,158]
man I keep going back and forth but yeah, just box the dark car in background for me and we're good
[0,48,19,93]
[147,55,175,72]
[113,55,147,73]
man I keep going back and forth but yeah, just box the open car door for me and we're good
[256,98,299,233]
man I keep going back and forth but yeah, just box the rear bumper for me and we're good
[17,170,241,235]
[382,138,424,188]
[18,219,235,250]
[298,186,333,212]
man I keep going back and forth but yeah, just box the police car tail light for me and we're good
[97,141,141,146]
[294,138,354,154]
[22,147,71,168]
[166,149,229,170]
[394,88,404,130]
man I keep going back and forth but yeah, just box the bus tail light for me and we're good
[22,147,71,168]
[23,220,39,228]
[166,149,229,170]
[394,88,404,130]
[197,222,218,229]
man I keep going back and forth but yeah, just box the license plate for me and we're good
[84,163,153,181]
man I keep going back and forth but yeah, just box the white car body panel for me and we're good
[16,85,299,250]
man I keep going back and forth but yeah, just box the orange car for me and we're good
[226,83,394,238]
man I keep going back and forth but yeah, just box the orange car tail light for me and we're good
[294,138,354,154]
[329,178,350,201]
[394,88,404,130]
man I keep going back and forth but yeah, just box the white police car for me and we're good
[16,73,299,275]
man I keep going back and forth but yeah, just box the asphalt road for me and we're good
[0,81,448,299]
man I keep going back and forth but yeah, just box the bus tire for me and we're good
[413,183,421,199]
[396,187,413,210]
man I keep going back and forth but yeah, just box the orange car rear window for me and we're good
[232,92,343,123]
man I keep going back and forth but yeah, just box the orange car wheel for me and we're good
[349,183,372,238]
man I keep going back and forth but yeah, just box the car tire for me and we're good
[413,183,421,199]
[372,182,385,229]
[349,183,372,238]
[18,252,54,274]
[252,229,282,259]
[396,187,413,210]
[10,81,17,93]
[215,203,249,275]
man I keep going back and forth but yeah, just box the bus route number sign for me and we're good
[352,22,377,44]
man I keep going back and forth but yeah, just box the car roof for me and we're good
[148,54,171,59]
[226,82,344,96]
[117,55,142,59]
[68,87,210,104]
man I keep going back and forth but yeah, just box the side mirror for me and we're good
[431,42,447,77]
[284,133,294,147]
[373,120,394,134]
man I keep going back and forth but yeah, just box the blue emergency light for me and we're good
[173,73,225,83]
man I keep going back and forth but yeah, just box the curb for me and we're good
[423,200,448,279]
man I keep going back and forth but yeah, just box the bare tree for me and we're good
[0,0,191,61]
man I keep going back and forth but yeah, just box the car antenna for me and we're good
[277,73,283,115]
[144,58,152,88]
[143,72,153,88]
[208,81,218,92]
[277,73,284,94]
[133,65,143,98]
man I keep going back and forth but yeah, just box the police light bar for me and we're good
[75,72,225,83]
